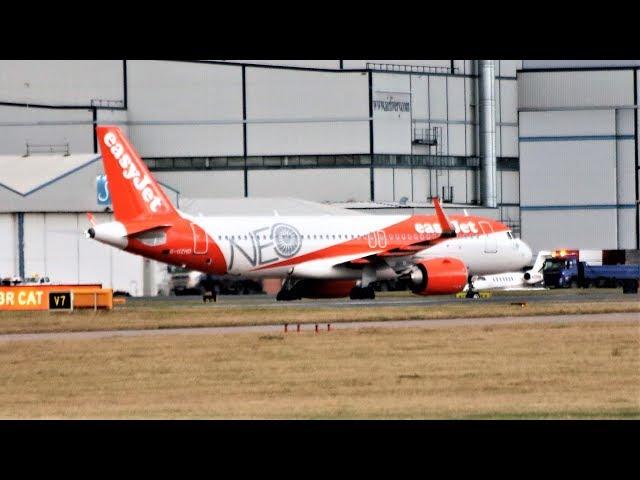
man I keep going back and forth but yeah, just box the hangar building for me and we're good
[0,60,637,294]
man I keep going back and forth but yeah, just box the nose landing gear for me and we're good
[465,275,480,299]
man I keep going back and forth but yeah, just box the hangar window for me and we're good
[153,158,173,169]
[228,158,245,168]
[174,158,194,169]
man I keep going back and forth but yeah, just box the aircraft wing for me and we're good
[253,198,455,274]
[341,198,455,266]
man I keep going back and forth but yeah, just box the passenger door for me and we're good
[191,223,209,255]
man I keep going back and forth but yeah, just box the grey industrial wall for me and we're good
[0,60,520,160]
[0,212,144,293]
[0,60,521,213]
[518,68,639,253]
[154,167,519,208]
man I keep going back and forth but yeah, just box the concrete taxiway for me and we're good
[130,289,640,309]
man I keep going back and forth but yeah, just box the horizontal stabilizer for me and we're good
[125,221,173,236]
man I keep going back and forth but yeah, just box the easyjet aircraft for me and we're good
[88,126,533,300]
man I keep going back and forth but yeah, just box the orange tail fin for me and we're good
[96,125,177,223]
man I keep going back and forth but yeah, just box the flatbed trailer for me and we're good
[543,253,640,293]
[577,262,640,293]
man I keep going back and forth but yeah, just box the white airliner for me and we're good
[464,250,551,294]
[87,126,533,300]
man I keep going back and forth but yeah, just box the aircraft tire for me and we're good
[350,286,376,300]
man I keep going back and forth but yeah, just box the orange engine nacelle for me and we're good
[296,279,357,299]
[409,257,468,295]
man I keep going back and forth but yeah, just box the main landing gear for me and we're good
[350,264,376,300]
[349,285,375,300]
[276,277,302,301]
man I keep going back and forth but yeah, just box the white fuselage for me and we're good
[189,213,532,280]
[464,250,550,291]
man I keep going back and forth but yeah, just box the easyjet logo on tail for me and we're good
[103,132,163,213]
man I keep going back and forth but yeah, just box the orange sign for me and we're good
[0,286,49,310]
[0,285,102,311]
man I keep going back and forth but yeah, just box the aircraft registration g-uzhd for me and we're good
[87,125,533,300]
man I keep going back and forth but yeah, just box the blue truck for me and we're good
[542,255,640,293]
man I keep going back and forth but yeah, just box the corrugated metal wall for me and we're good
[127,61,244,157]
[0,214,15,278]
[518,70,634,109]
[154,171,244,199]
[219,60,342,69]
[0,60,124,106]
[248,168,371,202]
[246,68,370,155]
[0,105,94,155]
[372,73,412,154]
[518,68,638,252]
[0,157,102,212]
[0,60,521,160]
[12,212,144,294]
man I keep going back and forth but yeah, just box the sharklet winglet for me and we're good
[432,197,456,237]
